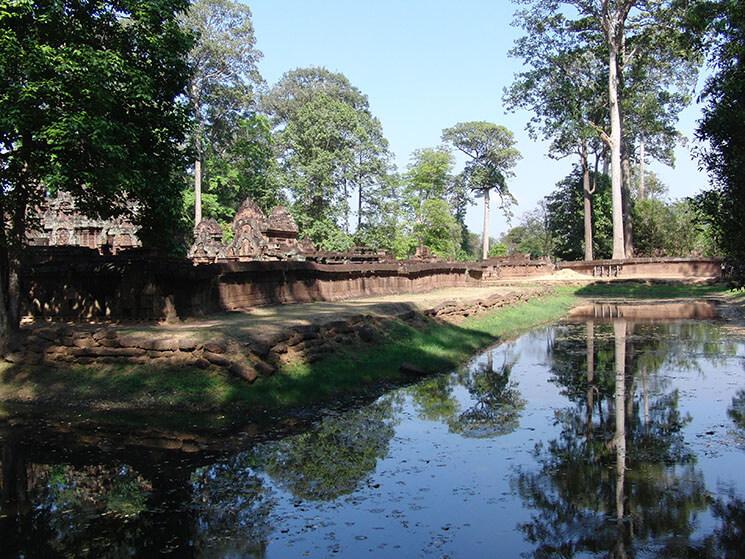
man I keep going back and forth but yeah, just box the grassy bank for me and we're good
[0,281,734,415]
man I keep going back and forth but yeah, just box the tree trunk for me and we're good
[622,149,634,257]
[0,257,9,355]
[582,149,594,261]
[357,184,363,231]
[609,40,626,260]
[343,178,349,234]
[613,318,627,523]
[7,256,21,330]
[0,198,9,355]
[586,319,595,436]
[4,196,27,345]
[639,140,646,201]
[481,188,490,260]
[357,155,364,231]
[194,158,202,225]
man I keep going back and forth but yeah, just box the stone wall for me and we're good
[6,287,555,380]
[556,257,723,280]
[21,248,485,321]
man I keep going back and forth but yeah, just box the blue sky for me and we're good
[248,0,710,237]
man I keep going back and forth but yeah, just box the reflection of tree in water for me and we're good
[727,389,745,450]
[410,346,525,438]
[449,350,525,438]
[191,453,274,558]
[411,374,459,422]
[516,319,710,558]
[257,399,395,501]
[702,494,745,558]
[1,460,151,557]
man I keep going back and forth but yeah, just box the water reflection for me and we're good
[516,314,735,557]
[256,399,397,501]
[411,345,526,438]
[3,301,745,557]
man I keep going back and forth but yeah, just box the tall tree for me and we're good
[403,147,456,253]
[514,0,698,260]
[442,122,521,259]
[182,0,263,225]
[265,67,391,247]
[0,0,192,350]
[506,5,607,261]
[545,167,614,261]
[689,0,745,282]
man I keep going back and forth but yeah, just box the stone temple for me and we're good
[27,192,140,253]
[188,199,316,263]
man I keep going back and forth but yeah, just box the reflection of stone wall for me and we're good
[27,192,140,253]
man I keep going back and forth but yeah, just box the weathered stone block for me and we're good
[204,341,226,354]
[203,351,230,367]
[228,362,258,383]
[285,333,303,347]
[177,338,199,352]
[72,337,98,349]
[325,320,354,334]
[35,328,59,342]
[270,342,288,354]
[150,338,180,352]
[92,328,116,342]
[246,340,271,357]
[295,324,320,339]
[252,358,276,376]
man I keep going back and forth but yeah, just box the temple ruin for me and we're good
[27,192,140,253]
[189,199,317,263]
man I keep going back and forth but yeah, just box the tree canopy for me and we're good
[442,121,521,259]
[0,0,192,348]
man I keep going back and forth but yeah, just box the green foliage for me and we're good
[689,0,745,281]
[259,401,394,500]
[398,147,457,258]
[633,198,716,257]
[405,147,454,202]
[488,243,508,257]
[266,68,392,243]
[0,0,192,253]
[262,66,368,124]
[414,199,463,260]
[501,205,554,258]
[183,115,280,228]
[441,121,521,209]
[545,167,613,261]
[294,214,354,252]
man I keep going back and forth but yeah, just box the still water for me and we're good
[2,301,745,558]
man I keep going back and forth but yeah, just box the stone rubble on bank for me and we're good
[3,287,555,383]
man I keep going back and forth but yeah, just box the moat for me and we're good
[2,301,745,558]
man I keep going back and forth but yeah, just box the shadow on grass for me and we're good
[1,289,579,420]
[239,288,579,411]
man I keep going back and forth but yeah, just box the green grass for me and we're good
[217,286,580,411]
[1,281,734,417]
